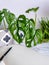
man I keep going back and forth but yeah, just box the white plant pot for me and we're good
[0,30,49,65]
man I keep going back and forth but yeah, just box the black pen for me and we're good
[0,47,12,62]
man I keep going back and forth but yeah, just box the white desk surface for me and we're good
[0,61,5,65]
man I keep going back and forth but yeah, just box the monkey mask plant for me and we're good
[0,8,43,47]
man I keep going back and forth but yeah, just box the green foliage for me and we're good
[0,11,4,24]
[34,29,43,46]
[25,7,39,13]
[0,8,49,47]
[25,19,35,47]
[9,15,26,43]
[3,9,15,25]
[40,18,49,42]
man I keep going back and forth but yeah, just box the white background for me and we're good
[0,0,49,18]
[0,0,49,65]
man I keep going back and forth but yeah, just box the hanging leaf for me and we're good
[0,11,4,24]
[0,15,4,24]
[17,15,26,33]
[3,9,15,25]
[16,15,26,43]
[34,29,43,46]
[25,19,35,47]
[25,7,39,13]
[8,12,15,22]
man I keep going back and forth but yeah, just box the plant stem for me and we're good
[3,18,6,30]
[35,13,37,25]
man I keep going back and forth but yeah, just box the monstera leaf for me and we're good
[34,29,43,46]
[3,9,15,25]
[0,11,4,24]
[25,19,35,47]
[0,15,4,24]
[9,15,26,44]
[17,15,26,33]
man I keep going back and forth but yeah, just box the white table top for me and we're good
[0,61,5,65]
[0,30,49,65]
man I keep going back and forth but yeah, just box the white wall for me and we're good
[0,0,49,18]
[0,0,49,29]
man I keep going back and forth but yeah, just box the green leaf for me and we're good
[8,12,15,22]
[0,10,3,15]
[0,11,4,24]
[9,23,22,43]
[9,15,26,44]
[34,29,43,45]
[25,7,39,13]
[3,9,15,25]
[25,19,35,47]
[40,18,49,40]
[0,15,4,24]
[17,15,26,33]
